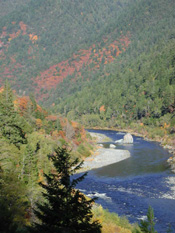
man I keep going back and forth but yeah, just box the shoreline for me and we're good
[87,127,175,172]
[82,132,175,201]
[87,127,175,154]
[80,132,130,171]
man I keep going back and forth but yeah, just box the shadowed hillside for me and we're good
[0,0,175,137]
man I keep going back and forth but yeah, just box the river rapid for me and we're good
[76,129,175,232]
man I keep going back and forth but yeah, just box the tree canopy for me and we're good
[30,147,102,233]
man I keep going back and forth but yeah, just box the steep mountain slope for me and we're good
[0,0,132,94]
[49,0,175,131]
[0,0,175,132]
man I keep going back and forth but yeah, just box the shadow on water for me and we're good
[79,129,175,232]
[94,156,168,178]
[88,129,171,178]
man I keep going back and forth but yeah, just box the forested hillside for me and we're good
[0,0,132,94]
[0,84,142,233]
[50,0,175,141]
[1,1,175,231]
[0,0,175,139]
[0,83,98,231]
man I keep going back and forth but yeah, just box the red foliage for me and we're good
[0,21,131,102]
[14,96,30,115]
[45,115,58,122]
[58,130,65,138]
[19,21,27,35]
[34,33,131,101]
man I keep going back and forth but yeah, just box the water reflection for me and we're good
[87,129,170,177]
[79,129,175,232]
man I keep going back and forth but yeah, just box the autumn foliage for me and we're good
[0,19,131,102]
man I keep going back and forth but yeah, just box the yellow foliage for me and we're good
[29,34,38,42]
[52,130,59,139]
[38,170,44,183]
[13,99,18,110]
[164,122,170,129]
[36,119,42,128]
[92,206,135,233]
[102,223,132,233]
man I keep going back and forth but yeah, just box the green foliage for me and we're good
[30,147,102,233]
[93,206,141,233]
[0,83,28,148]
[0,0,133,94]
[0,135,22,171]
[139,206,157,233]
[22,144,38,184]
[77,143,91,157]
[42,0,175,131]
[1,0,175,131]
[0,167,29,233]
[0,85,101,231]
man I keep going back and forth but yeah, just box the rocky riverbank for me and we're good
[88,127,175,173]
[80,132,130,171]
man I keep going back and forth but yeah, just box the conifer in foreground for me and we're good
[139,206,157,233]
[30,147,101,233]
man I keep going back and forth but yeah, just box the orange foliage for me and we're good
[100,105,105,112]
[29,34,38,43]
[46,115,58,122]
[0,87,4,93]
[81,128,87,140]
[32,35,38,41]
[164,122,170,129]
[19,21,27,35]
[36,104,47,116]
[71,121,78,128]
[0,22,131,103]
[38,169,44,183]
[58,130,65,138]
[9,30,21,40]
[15,96,30,115]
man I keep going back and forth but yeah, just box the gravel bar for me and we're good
[81,148,130,170]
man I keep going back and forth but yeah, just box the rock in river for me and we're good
[115,133,133,144]
[123,133,133,144]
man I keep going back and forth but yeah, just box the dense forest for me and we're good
[0,83,95,232]
[0,84,144,233]
[0,0,175,142]
[0,0,175,232]
[49,0,175,132]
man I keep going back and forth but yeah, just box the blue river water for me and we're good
[76,129,175,232]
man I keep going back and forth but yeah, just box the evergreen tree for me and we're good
[30,147,101,233]
[0,82,27,148]
[139,206,157,233]
[22,144,38,185]
[0,166,29,233]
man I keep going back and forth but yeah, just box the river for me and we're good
[76,129,175,232]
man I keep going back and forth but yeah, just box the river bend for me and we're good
[76,129,175,232]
